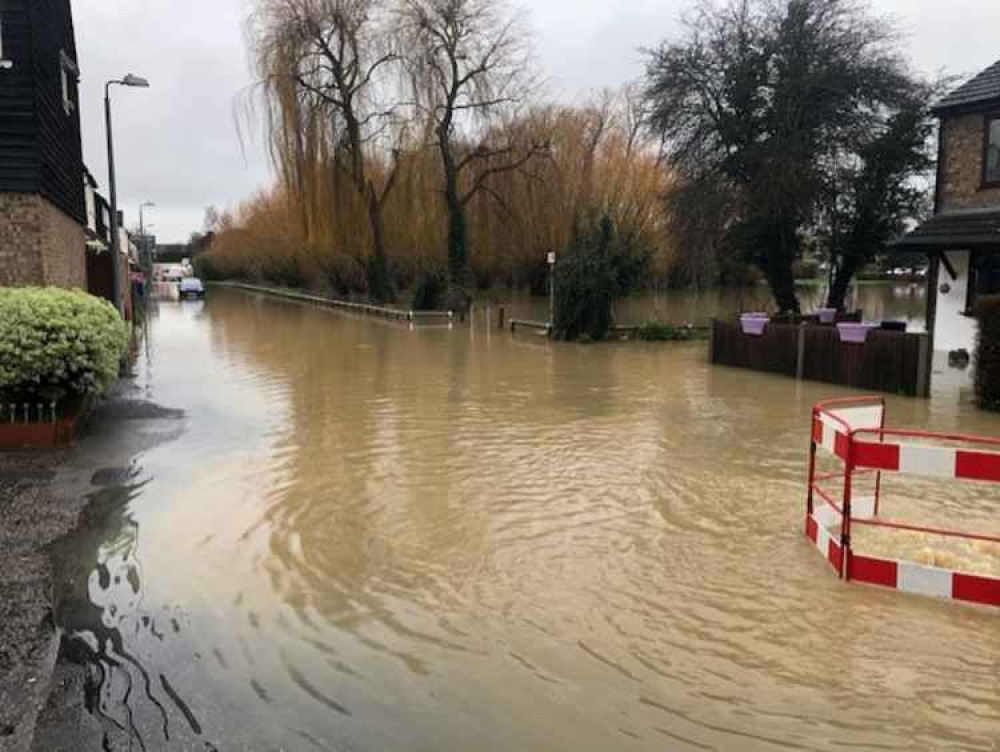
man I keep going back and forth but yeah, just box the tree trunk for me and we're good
[766,265,801,313]
[762,230,801,313]
[366,188,394,303]
[443,158,468,285]
[826,257,858,312]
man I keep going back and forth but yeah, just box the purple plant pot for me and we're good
[818,308,837,324]
[837,323,877,344]
[741,314,770,336]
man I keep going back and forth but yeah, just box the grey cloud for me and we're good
[73,0,1000,243]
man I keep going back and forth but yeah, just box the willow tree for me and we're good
[253,0,407,301]
[399,0,548,300]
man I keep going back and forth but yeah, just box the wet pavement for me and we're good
[0,372,184,752]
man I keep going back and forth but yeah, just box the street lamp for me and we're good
[105,73,150,316]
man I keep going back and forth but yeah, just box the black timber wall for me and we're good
[0,0,84,224]
[0,0,37,192]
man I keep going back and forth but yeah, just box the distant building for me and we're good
[0,0,87,288]
[896,59,1000,354]
[154,234,214,264]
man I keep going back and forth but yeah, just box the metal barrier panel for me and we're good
[805,397,1000,609]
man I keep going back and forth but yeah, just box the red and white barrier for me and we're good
[851,555,1000,608]
[807,397,1000,610]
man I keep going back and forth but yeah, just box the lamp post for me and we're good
[105,74,150,316]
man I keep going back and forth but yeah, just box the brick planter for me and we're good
[0,398,90,450]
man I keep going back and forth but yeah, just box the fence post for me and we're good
[842,440,854,582]
[807,417,817,536]
[796,323,807,381]
[916,333,930,398]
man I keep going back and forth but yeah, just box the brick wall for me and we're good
[0,192,86,288]
[939,113,1000,212]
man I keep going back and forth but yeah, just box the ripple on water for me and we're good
[54,292,1000,751]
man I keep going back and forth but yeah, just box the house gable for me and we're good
[938,111,1000,212]
[0,0,84,224]
[932,59,1000,214]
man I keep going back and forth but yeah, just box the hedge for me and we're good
[0,287,128,405]
[974,295,1000,411]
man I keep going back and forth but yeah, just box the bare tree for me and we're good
[253,0,407,301]
[399,0,547,296]
[645,0,921,312]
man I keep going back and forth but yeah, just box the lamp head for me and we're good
[122,74,150,88]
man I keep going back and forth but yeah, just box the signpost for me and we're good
[547,251,556,334]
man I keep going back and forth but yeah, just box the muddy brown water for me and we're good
[48,286,999,751]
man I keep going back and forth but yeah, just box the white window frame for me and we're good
[59,50,78,114]
[0,14,14,69]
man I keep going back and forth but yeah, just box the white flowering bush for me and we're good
[0,287,128,404]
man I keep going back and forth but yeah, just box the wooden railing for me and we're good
[710,319,931,397]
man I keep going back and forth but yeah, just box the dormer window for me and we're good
[60,50,78,115]
[0,14,13,69]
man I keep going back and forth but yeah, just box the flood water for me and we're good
[503,281,929,331]
[51,286,999,751]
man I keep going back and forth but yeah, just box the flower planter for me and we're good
[740,313,770,336]
[818,308,837,324]
[837,323,878,344]
[0,398,90,450]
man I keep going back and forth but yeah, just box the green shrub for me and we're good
[636,321,701,342]
[974,295,1000,411]
[412,269,447,311]
[552,214,649,342]
[0,287,128,405]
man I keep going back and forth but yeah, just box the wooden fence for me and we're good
[710,319,931,397]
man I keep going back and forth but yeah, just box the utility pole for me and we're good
[104,74,150,316]
[105,86,122,315]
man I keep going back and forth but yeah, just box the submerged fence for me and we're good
[711,319,931,397]
[211,282,454,324]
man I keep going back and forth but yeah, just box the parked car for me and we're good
[179,277,205,299]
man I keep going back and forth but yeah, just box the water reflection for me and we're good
[51,470,215,750]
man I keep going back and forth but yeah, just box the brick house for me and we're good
[896,59,1000,354]
[0,0,89,289]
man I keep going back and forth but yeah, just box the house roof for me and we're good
[892,209,1000,251]
[934,59,1000,115]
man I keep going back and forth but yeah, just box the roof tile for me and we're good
[935,60,1000,114]
[894,209,1000,250]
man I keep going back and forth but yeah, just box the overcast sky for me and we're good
[74,0,1000,244]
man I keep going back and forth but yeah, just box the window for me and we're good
[59,51,78,115]
[0,14,13,69]
[965,252,1000,313]
[985,115,1000,186]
